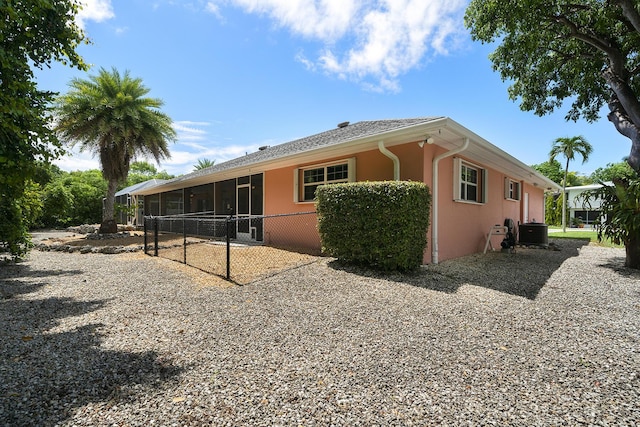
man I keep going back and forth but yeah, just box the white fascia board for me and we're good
[442,119,562,191]
[565,182,611,191]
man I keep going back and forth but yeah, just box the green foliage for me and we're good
[41,182,74,227]
[194,158,216,171]
[0,193,30,260]
[549,136,593,178]
[55,68,176,232]
[583,178,640,268]
[571,216,584,227]
[549,136,593,231]
[532,159,588,186]
[590,162,638,182]
[0,1,87,259]
[123,161,175,188]
[544,193,560,226]
[465,0,640,172]
[557,195,568,227]
[19,181,45,234]
[316,181,431,272]
[543,193,569,227]
[115,202,138,220]
[532,159,564,184]
[37,169,106,227]
[592,180,640,245]
[565,171,590,187]
[130,161,159,176]
[68,170,108,192]
[0,181,43,260]
[66,181,104,225]
[549,230,623,248]
[32,162,65,186]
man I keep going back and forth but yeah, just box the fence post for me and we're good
[154,217,159,257]
[183,216,187,264]
[226,216,231,280]
[143,216,148,255]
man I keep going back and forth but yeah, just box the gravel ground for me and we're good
[0,239,638,426]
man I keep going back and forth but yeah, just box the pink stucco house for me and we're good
[133,117,560,264]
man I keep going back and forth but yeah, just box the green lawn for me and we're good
[547,228,623,248]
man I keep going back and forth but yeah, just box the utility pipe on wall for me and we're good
[431,137,470,264]
[378,140,400,180]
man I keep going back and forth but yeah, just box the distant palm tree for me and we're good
[193,158,215,171]
[55,68,176,233]
[549,136,593,232]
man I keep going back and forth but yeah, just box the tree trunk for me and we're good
[607,97,640,173]
[628,132,640,174]
[562,160,569,233]
[99,178,119,234]
[625,235,640,269]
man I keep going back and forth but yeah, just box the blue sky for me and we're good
[37,0,631,177]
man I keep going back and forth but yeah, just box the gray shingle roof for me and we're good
[115,179,167,197]
[165,117,443,186]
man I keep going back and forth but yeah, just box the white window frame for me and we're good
[293,158,356,203]
[453,158,487,204]
[504,177,521,201]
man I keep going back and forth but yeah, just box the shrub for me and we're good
[585,178,640,269]
[316,181,431,271]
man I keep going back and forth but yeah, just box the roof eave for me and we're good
[133,117,561,195]
[133,118,450,195]
[441,120,562,191]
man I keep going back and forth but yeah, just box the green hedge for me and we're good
[316,181,431,271]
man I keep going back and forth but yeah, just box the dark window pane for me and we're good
[304,184,319,201]
[304,168,324,184]
[163,191,183,215]
[468,168,477,184]
[327,164,348,181]
[251,174,263,215]
[216,178,236,214]
[237,186,249,215]
[237,217,249,233]
[467,185,477,202]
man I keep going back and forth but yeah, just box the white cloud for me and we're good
[53,120,277,176]
[162,143,261,175]
[161,120,265,175]
[54,148,101,172]
[222,0,467,92]
[76,0,115,29]
[173,121,209,140]
[230,0,357,40]
[205,1,224,20]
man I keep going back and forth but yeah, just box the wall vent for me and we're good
[337,121,350,128]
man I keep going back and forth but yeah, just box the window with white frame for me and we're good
[504,177,521,201]
[294,158,355,202]
[453,158,487,203]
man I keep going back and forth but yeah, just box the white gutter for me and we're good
[431,137,470,264]
[378,140,400,180]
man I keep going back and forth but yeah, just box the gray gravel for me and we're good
[1,239,638,426]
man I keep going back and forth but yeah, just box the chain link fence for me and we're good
[143,212,321,284]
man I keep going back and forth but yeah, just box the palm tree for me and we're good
[549,136,593,232]
[193,158,215,171]
[55,67,176,233]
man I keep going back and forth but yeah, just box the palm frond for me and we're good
[54,67,177,223]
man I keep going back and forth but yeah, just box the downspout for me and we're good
[431,137,470,264]
[378,140,400,180]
